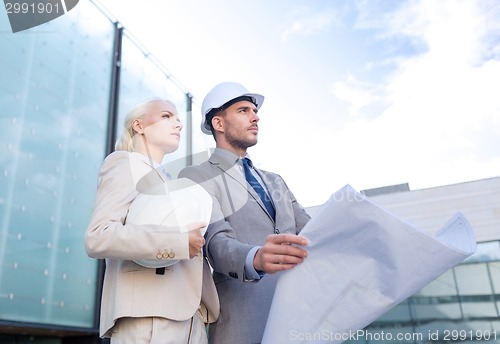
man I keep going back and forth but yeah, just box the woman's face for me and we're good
[139,100,183,155]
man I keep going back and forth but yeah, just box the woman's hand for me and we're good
[187,222,207,258]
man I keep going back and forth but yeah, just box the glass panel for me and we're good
[413,302,462,320]
[191,101,215,156]
[407,269,463,320]
[118,33,190,178]
[461,300,497,318]
[415,269,457,296]
[489,261,500,294]
[376,302,411,323]
[455,264,492,295]
[0,1,113,328]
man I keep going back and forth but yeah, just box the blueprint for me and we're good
[262,184,477,344]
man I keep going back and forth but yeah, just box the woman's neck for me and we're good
[133,136,163,164]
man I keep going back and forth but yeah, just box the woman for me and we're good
[85,98,219,343]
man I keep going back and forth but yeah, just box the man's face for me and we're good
[216,100,260,151]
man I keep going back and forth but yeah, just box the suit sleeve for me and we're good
[85,152,190,261]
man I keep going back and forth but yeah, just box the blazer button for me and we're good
[156,253,163,260]
[168,252,175,259]
[162,252,170,259]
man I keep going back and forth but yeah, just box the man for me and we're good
[180,82,310,343]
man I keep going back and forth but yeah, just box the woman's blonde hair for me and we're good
[114,98,174,151]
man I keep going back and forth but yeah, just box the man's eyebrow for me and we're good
[236,105,254,110]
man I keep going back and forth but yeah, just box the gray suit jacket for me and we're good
[85,151,219,337]
[180,148,310,344]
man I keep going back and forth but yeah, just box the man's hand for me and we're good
[253,234,308,273]
[187,222,207,258]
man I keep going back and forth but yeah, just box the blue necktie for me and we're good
[242,158,276,221]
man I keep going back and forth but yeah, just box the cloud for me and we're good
[331,74,387,119]
[333,0,500,135]
[296,0,500,202]
[281,7,341,44]
[355,0,500,63]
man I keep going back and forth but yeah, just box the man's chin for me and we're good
[247,138,258,148]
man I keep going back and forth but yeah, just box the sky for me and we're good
[96,0,500,207]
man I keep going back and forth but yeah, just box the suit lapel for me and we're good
[209,149,275,222]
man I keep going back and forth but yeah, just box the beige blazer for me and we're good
[85,151,219,338]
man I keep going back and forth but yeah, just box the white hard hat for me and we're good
[200,82,265,135]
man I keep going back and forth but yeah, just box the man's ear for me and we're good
[212,116,224,133]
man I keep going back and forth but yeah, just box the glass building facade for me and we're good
[0,0,114,335]
[0,1,498,343]
[0,1,209,342]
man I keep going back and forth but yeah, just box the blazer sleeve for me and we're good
[85,151,190,261]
